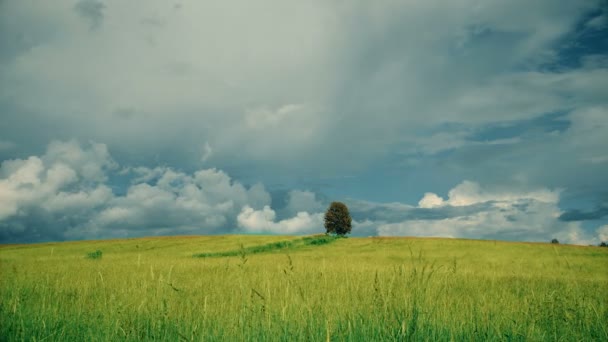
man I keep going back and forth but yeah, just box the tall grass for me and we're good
[1,236,607,341]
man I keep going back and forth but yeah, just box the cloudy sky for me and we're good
[1,0,607,244]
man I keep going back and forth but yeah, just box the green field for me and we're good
[1,235,607,341]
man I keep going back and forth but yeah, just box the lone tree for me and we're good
[324,201,352,236]
[551,238,559,244]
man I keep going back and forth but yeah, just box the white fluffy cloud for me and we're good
[84,167,275,239]
[0,141,117,241]
[418,181,558,209]
[0,141,114,222]
[0,140,329,241]
[0,140,277,241]
[235,189,327,234]
[237,205,323,234]
[446,181,559,207]
[378,181,589,244]
[418,193,444,208]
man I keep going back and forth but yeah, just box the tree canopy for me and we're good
[324,202,352,236]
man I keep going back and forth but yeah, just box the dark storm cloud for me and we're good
[559,206,608,221]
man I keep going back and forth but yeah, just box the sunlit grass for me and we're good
[1,235,607,341]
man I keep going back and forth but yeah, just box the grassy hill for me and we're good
[1,235,607,341]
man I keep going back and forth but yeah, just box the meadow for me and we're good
[1,235,607,341]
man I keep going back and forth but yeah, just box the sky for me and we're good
[1,0,607,245]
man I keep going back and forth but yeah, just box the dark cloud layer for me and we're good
[559,206,608,221]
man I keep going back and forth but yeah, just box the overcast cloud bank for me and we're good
[0,1,606,244]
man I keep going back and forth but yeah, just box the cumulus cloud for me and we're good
[0,141,116,241]
[0,141,603,245]
[0,141,115,220]
[443,181,559,207]
[237,205,323,234]
[85,167,274,239]
[350,181,592,244]
[418,193,444,208]
[43,140,117,182]
[0,140,274,242]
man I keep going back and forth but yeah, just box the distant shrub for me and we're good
[86,250,103,259]
[600,241,608,248]
[551,238,559,244]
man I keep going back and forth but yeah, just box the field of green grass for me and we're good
[1,235,607,341]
